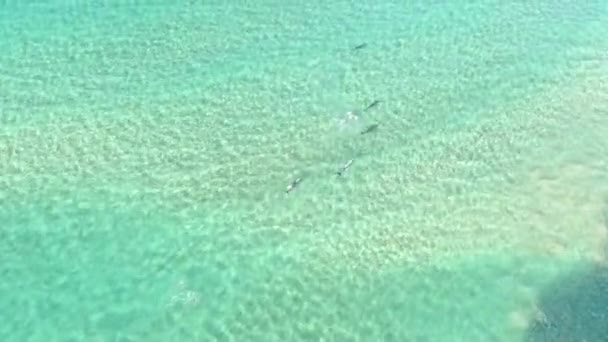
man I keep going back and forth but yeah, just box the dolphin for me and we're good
[286,177,303,194]
[364,100,380,111]
[360,123,379,135]
[352,43,367,51]
[336,159,354,177]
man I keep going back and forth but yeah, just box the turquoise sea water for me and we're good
[1,1,608,341]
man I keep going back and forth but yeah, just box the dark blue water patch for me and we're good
[174,250,573,341]
[322,253,569,341]
[525,263,608,342]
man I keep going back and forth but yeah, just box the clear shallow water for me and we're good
[1,1,608,341]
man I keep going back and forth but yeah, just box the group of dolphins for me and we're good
[286,61,381,195]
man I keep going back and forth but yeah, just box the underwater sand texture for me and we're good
[1,1,608,341]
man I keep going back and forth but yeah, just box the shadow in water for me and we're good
[525,244,608,341]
